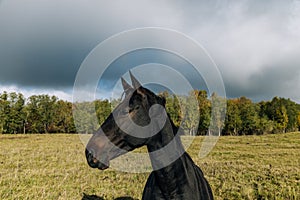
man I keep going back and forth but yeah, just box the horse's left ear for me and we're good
[129,71,141,89]
[121,77,133,93]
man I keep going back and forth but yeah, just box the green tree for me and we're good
[237,97,259,135]
[53,100,76,133]
[165,94,182,127]
[224,99,242,136]
[194,90,211,135]
[0,92,10,133]
[26,95,57,133]
[159,91,182,128]
[182,92,199,135]
[95,99,111,125]
[257,101,275,134]
[0,92,25,133]
[7,92,26,133]
[282,98,298,132]
[258,116,275,135]
[38,95,57,133]
[297,112,300,130]
[275,106,289,133]
[210,92,226,136]
[73,102,99,134]
[265,97,290,133]
[26,95,42,133]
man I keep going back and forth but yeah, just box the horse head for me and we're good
[85,72,166,170]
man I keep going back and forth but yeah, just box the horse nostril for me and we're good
[92,157,98,164]
[86,148,100,168]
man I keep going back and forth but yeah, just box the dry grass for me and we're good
[0,132,299,200]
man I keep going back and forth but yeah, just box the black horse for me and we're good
[85,72,214,200]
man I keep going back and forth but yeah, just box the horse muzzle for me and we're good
[85,149,109,170]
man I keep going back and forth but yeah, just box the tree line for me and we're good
[163,90,300,135]
[0,90,300,135]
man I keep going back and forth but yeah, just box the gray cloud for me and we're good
[0,0,300,102]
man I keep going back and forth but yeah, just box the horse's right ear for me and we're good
[129,71,142,89]
[121,77,133,92]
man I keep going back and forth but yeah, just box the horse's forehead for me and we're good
[118,92,141,108]
[128,89,146,101]
[119,88,156,108]
[137,88,156,98]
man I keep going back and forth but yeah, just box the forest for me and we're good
[0,90,300,135]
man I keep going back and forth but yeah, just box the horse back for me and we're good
[142,154,214,200]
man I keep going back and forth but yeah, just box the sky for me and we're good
[0,0,300,103]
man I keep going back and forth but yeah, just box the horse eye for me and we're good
[135,105,140,110]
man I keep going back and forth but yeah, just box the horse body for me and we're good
[143,154,213,200]
[143,113,213,200]
[85,72,214,200]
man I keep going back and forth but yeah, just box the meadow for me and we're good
[0,132,299,200]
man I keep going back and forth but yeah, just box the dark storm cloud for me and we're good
[0,0,299,102]
[0,39,88,87]
[0,0,114,88]
[191,0,300,102]
[247,61,300,102]
[222,47,300,102]
[0,0,181,88]
[98,49,208,92]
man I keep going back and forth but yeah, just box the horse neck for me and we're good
[146,113,184,152]
[146,117,190,196]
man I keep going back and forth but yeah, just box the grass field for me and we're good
[0,133,299,200]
